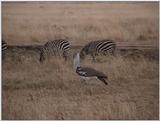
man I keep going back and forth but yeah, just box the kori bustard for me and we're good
[73,53,108,85]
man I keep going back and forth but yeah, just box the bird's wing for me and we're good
[80,67,107,77]
[78,71,87,76]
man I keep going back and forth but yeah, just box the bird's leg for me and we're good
[82,78,86,83]
[81,77,87,84]
[83,79,86,82]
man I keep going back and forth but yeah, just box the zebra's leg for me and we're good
[62,54,67,61]
[92,53,99,62]
[2,51,5,61]
[91,53,95,62]
[110,46,116,56]
[63,51,69,61]
[39,51,45,63]
[40,55,45,63]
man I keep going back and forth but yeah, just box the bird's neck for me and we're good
[76,66,81,69]
[76,66,81,71]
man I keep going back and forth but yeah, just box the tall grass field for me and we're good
[2,2,159,120]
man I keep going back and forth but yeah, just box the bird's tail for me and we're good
[97,76,108,85]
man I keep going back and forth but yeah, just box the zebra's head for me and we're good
[80,51,85,60]
[80,47,89,60]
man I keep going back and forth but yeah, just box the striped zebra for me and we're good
[80,40,116,60]
[39,39,70,63]
[2,40,7,60]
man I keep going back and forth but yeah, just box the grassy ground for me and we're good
[2,2,159,120]
[2,50,159,119]
[2,2,159,46]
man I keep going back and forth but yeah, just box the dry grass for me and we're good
[2,2,159,120]
[2,54,159,120]
[2,2,159,46]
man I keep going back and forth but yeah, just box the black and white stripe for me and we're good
[39,39,70,62]
[80,40,116,60]
[2,40,7,60]
[2,40,7,51]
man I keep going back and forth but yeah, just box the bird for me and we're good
[73,53,108,85]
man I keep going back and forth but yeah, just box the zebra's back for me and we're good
[40,39,70,62]
[94,40,116,54]
[80,40,116,59]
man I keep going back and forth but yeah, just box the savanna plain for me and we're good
[2,2,159,120]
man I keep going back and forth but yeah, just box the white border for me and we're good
[1,0,160,1]
[0,1,1,120]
